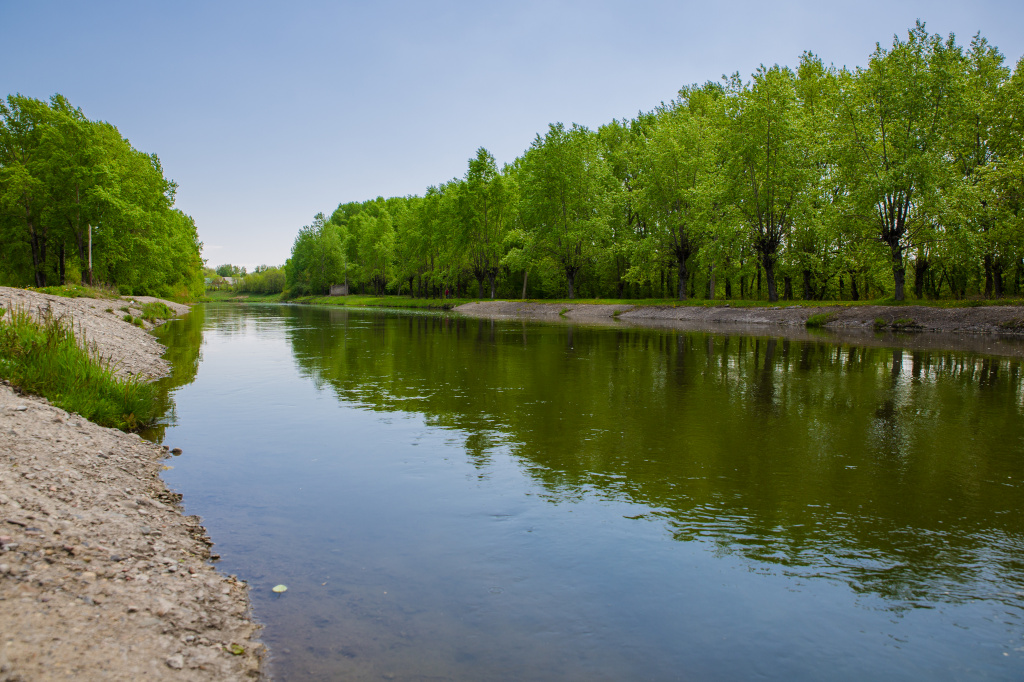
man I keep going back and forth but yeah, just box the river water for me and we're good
[149,303,1024,681]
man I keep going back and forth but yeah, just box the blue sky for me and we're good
[3,0,1023,269]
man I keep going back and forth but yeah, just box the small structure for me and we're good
[329,283,349,296]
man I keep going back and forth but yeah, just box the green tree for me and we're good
[834,22,964,300]
[521,123,616,299]
[726,66,809,302]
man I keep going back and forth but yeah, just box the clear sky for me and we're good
[3,0,1022,270]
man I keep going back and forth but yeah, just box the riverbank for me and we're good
[0,287,262,680]
[455,301,1024,357]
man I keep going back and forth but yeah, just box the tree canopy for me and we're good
[0,94,204,298]
[285,24,1024,302]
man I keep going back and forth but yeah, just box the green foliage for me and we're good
[0,94,204,299]
[284,24,1024,305]
[0,307,157,430]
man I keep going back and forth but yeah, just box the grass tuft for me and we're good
[805,312,836,328]
[141,301,174,322]
[0,307,157,431]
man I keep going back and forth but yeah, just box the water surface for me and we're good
[151,304,1024,680]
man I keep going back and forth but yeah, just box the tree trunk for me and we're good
[724,277,732,300]
[566,269,576,299]
[783,276,793,301]
[994,260,1005,298]
[707,266,715,300]
[890,242,906,301]
[756,263,762,299]
[521,270,529,299]
[983,254,994,298]
[802,270,812,300]
[914,257,929,300]
[762,255,778,302]
[677,259,688,301]
[489,272,497,299]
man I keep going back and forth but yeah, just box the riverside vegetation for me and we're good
[0,305,158,430]
[0,95,205,298]
[281,23,1024,304]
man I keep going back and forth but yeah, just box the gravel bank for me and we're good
[1,287,262,681]
[455,301,1024,357]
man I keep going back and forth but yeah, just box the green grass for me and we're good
[805,312,836,328]
[0,306,157,431]
[140,301,174,322]
[28,284,121,299]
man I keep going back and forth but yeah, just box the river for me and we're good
[149,303,1024,681]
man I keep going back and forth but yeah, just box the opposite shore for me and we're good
[0,287,262,681]
[212,292,1024,358]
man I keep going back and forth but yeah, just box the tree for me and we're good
[834,22,964,300]
[634,84,724,300]
[726,65,809,302]
[286,213,343,295]
[521,123,616,299]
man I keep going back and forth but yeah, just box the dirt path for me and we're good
[455,301,1024,357]
[1,288,262,681]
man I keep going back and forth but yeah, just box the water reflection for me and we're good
[280,307,1024,607]
[152,304,1024,681]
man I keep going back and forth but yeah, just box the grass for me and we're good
[140,301,174,322]
[0,306,157,431]
[28,284,120,299]
[873,316,921,330]
[805,312,836,328]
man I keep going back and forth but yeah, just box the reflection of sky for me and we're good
[5,1,1024,269]
[158,305,1024,680]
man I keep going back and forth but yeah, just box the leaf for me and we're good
[272,584,288,593]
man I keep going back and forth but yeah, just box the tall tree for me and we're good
[521,123,615,299]
[834,22,964,300]
[726,65,808,302]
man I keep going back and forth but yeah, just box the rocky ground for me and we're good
[455,301,1024,358]
[0,287,262,681]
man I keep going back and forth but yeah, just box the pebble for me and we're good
[165,653,184,670]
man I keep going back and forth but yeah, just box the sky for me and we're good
[3,1,1023,270]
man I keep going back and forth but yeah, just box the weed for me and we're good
[105,308,114,314]
[119,306,130,313]
[0,307,157,430]
[123,314,133,323]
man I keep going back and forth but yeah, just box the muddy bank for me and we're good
[454,301,1024,358]
[0,288,262,680]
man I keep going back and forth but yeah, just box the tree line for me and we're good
[0,94,205,298]
[286,23,1024,302]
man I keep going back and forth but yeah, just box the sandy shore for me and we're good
[0,287,262,681]
[455,301,1024,358]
